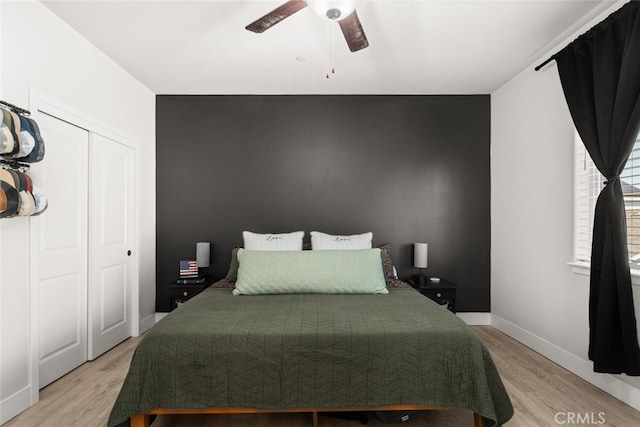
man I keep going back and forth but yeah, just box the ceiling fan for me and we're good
[245,0,369,52]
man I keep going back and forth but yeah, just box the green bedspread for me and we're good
[108,288,513,426]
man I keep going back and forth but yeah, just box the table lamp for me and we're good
[196,242,210,274]
[414,243,428,285]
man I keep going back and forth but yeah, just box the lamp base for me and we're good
[416,268,428,286]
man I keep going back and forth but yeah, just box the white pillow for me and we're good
[310,231,373,250]
[242,231,304,251]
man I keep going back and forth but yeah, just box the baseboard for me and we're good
[0,385,33,425]
[491,314,640,412]
[155,312,168,323]
[457,312,491,325]
[138,313,156,335]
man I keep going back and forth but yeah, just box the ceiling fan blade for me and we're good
[246,0,308,33]
[339,10,369,52]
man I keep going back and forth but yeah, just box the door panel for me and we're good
[34,113,89,388]
[99,264,127,332]
[39,274,82,359]
[88,133,134,359]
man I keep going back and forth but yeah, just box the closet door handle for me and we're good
[127,250,132,256]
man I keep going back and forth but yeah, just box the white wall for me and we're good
[0,1,155,423]
[491,11,640,413]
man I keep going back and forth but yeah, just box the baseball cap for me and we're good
[23,173,38,215]
[22,117,45,162]
[31,185,48,215]
[8,111,22,157]
[18,190,36,216]
[0,171,20,218]
[1,108,16,154]
[0,186,6,213]
[16,115,36,158]
[14,171,35,216]
[7,170,21,189]
[23,172,33,193]
[0,169,18,188]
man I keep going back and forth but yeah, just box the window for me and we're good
[574,132,640,267]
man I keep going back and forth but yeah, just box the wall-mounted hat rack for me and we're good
[1,99,48,218]
[1,99,31,171]
[0,158,30,172]
[0,99,31,116]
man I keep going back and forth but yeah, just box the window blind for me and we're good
[574,132,640,266]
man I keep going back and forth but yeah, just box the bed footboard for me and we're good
[129,406,487,427]
[130,414,151,427]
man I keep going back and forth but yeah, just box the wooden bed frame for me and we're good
[129,405,487,427]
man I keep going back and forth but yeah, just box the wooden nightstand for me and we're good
[167,281,209,310]
[408,276,457,313]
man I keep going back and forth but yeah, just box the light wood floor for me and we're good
[5,326,640,426]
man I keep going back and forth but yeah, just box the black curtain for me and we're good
[551,1,640,375]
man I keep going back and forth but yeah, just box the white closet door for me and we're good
[88,133,134,360]
[34,113,89,388]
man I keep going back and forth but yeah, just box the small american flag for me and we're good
[179,260,198,277]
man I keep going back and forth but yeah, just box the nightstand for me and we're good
[408,276,457,313]
[167,281,209,310]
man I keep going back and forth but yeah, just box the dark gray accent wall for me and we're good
[156,95,490,312]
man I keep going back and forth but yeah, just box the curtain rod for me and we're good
[534,56,555,71]
[534,1,634,71]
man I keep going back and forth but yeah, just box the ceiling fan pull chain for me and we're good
[326,21,331,78]
[325,22,336,79]
[332,22,336,75]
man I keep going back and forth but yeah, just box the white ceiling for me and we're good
[42,0,616,95]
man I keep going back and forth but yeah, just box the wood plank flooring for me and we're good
[4,326,639,426]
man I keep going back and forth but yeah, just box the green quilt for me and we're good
[108,288,513,426]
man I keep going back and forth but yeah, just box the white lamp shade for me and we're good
[196,242,210,268]
[414,243,428,268]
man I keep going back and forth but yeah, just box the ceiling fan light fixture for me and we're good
[246,0,369,53]
[306,0,357,21]
[326,8,341,20]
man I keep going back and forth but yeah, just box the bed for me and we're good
[109,239,512,426]
[108,281,513,426]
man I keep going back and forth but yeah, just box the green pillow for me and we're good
[233,248,388,295]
